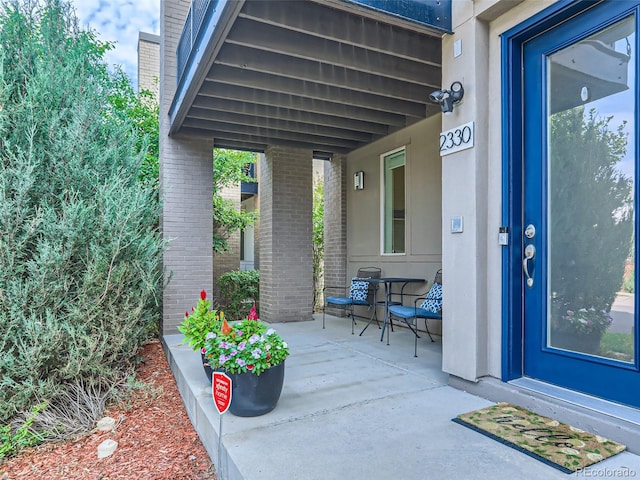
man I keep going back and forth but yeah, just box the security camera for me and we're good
[429,90,447,103]
[428,82,465,114]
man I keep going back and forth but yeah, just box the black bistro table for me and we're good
[358,277,425,343]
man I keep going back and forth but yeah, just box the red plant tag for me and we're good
[212,372,232,414]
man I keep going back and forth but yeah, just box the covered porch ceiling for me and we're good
[169,0,449,159]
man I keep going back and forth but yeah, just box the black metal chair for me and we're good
[388,269,443,357]
[322,267,381,334]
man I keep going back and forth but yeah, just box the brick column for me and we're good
[160,0,214,334]
[253,154,263,270]
[259,146,313,323]
[323,155,347,316]
[137,32,160,96]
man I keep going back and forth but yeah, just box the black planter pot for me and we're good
[201,352,214,383]
[222,361,286,417]
[551,329,603,355]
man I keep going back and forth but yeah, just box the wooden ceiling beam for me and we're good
[191,97,389,135]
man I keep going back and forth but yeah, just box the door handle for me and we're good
[523,244,535,287]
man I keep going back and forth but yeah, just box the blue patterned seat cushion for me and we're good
[419,283,443,313]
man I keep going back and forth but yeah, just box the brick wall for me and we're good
[159,0,214,334]
[213,183,241,299]
[259,146,313,323]
[324,155,347,316]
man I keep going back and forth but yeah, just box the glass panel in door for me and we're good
[546,16,635,363]
[521,1,640,408]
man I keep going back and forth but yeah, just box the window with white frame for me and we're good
[381,147,406,254]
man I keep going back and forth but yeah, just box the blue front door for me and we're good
[519,1,640,407]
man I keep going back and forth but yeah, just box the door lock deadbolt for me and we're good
[524,224,536,239]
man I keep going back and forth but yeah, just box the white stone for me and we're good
[96,416,116,431]
[97,439,118,459]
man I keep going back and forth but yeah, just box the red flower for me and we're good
[185,311,189,317]
[247,364,255,371]
[248,304,258,320]
[200,290,207,300]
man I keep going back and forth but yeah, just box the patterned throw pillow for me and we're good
[420,283,443,312]
[349,277,369,301]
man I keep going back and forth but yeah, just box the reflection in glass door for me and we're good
[546,16,635,363]
[520,1,640,408]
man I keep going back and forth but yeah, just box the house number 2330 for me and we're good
[439,121,475,156]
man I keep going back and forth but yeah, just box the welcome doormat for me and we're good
[452,403,626,473]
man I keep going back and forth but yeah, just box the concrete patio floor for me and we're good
[163,314,640,480]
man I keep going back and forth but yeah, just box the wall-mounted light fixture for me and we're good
[429,81,464,115]
[354,171,364,190]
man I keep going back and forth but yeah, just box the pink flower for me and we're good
[248,304,258,320]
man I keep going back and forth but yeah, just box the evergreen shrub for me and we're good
[0,0,163,428]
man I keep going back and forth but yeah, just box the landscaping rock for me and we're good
[96,416,116,432]
[97,439,118,459]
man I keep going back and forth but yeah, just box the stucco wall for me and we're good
[484,0,556,378]
[439,0,556,381]
[346,114,443,325]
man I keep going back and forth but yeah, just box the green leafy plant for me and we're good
[312,176,324,312]
[178,290,220,351]
[204,308,289,375]
[0,402,48,460]
[213,149,259,254]
[217,269,259,320]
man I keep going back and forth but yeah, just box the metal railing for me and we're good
[241,163,258,195]
[176,0,218,83]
